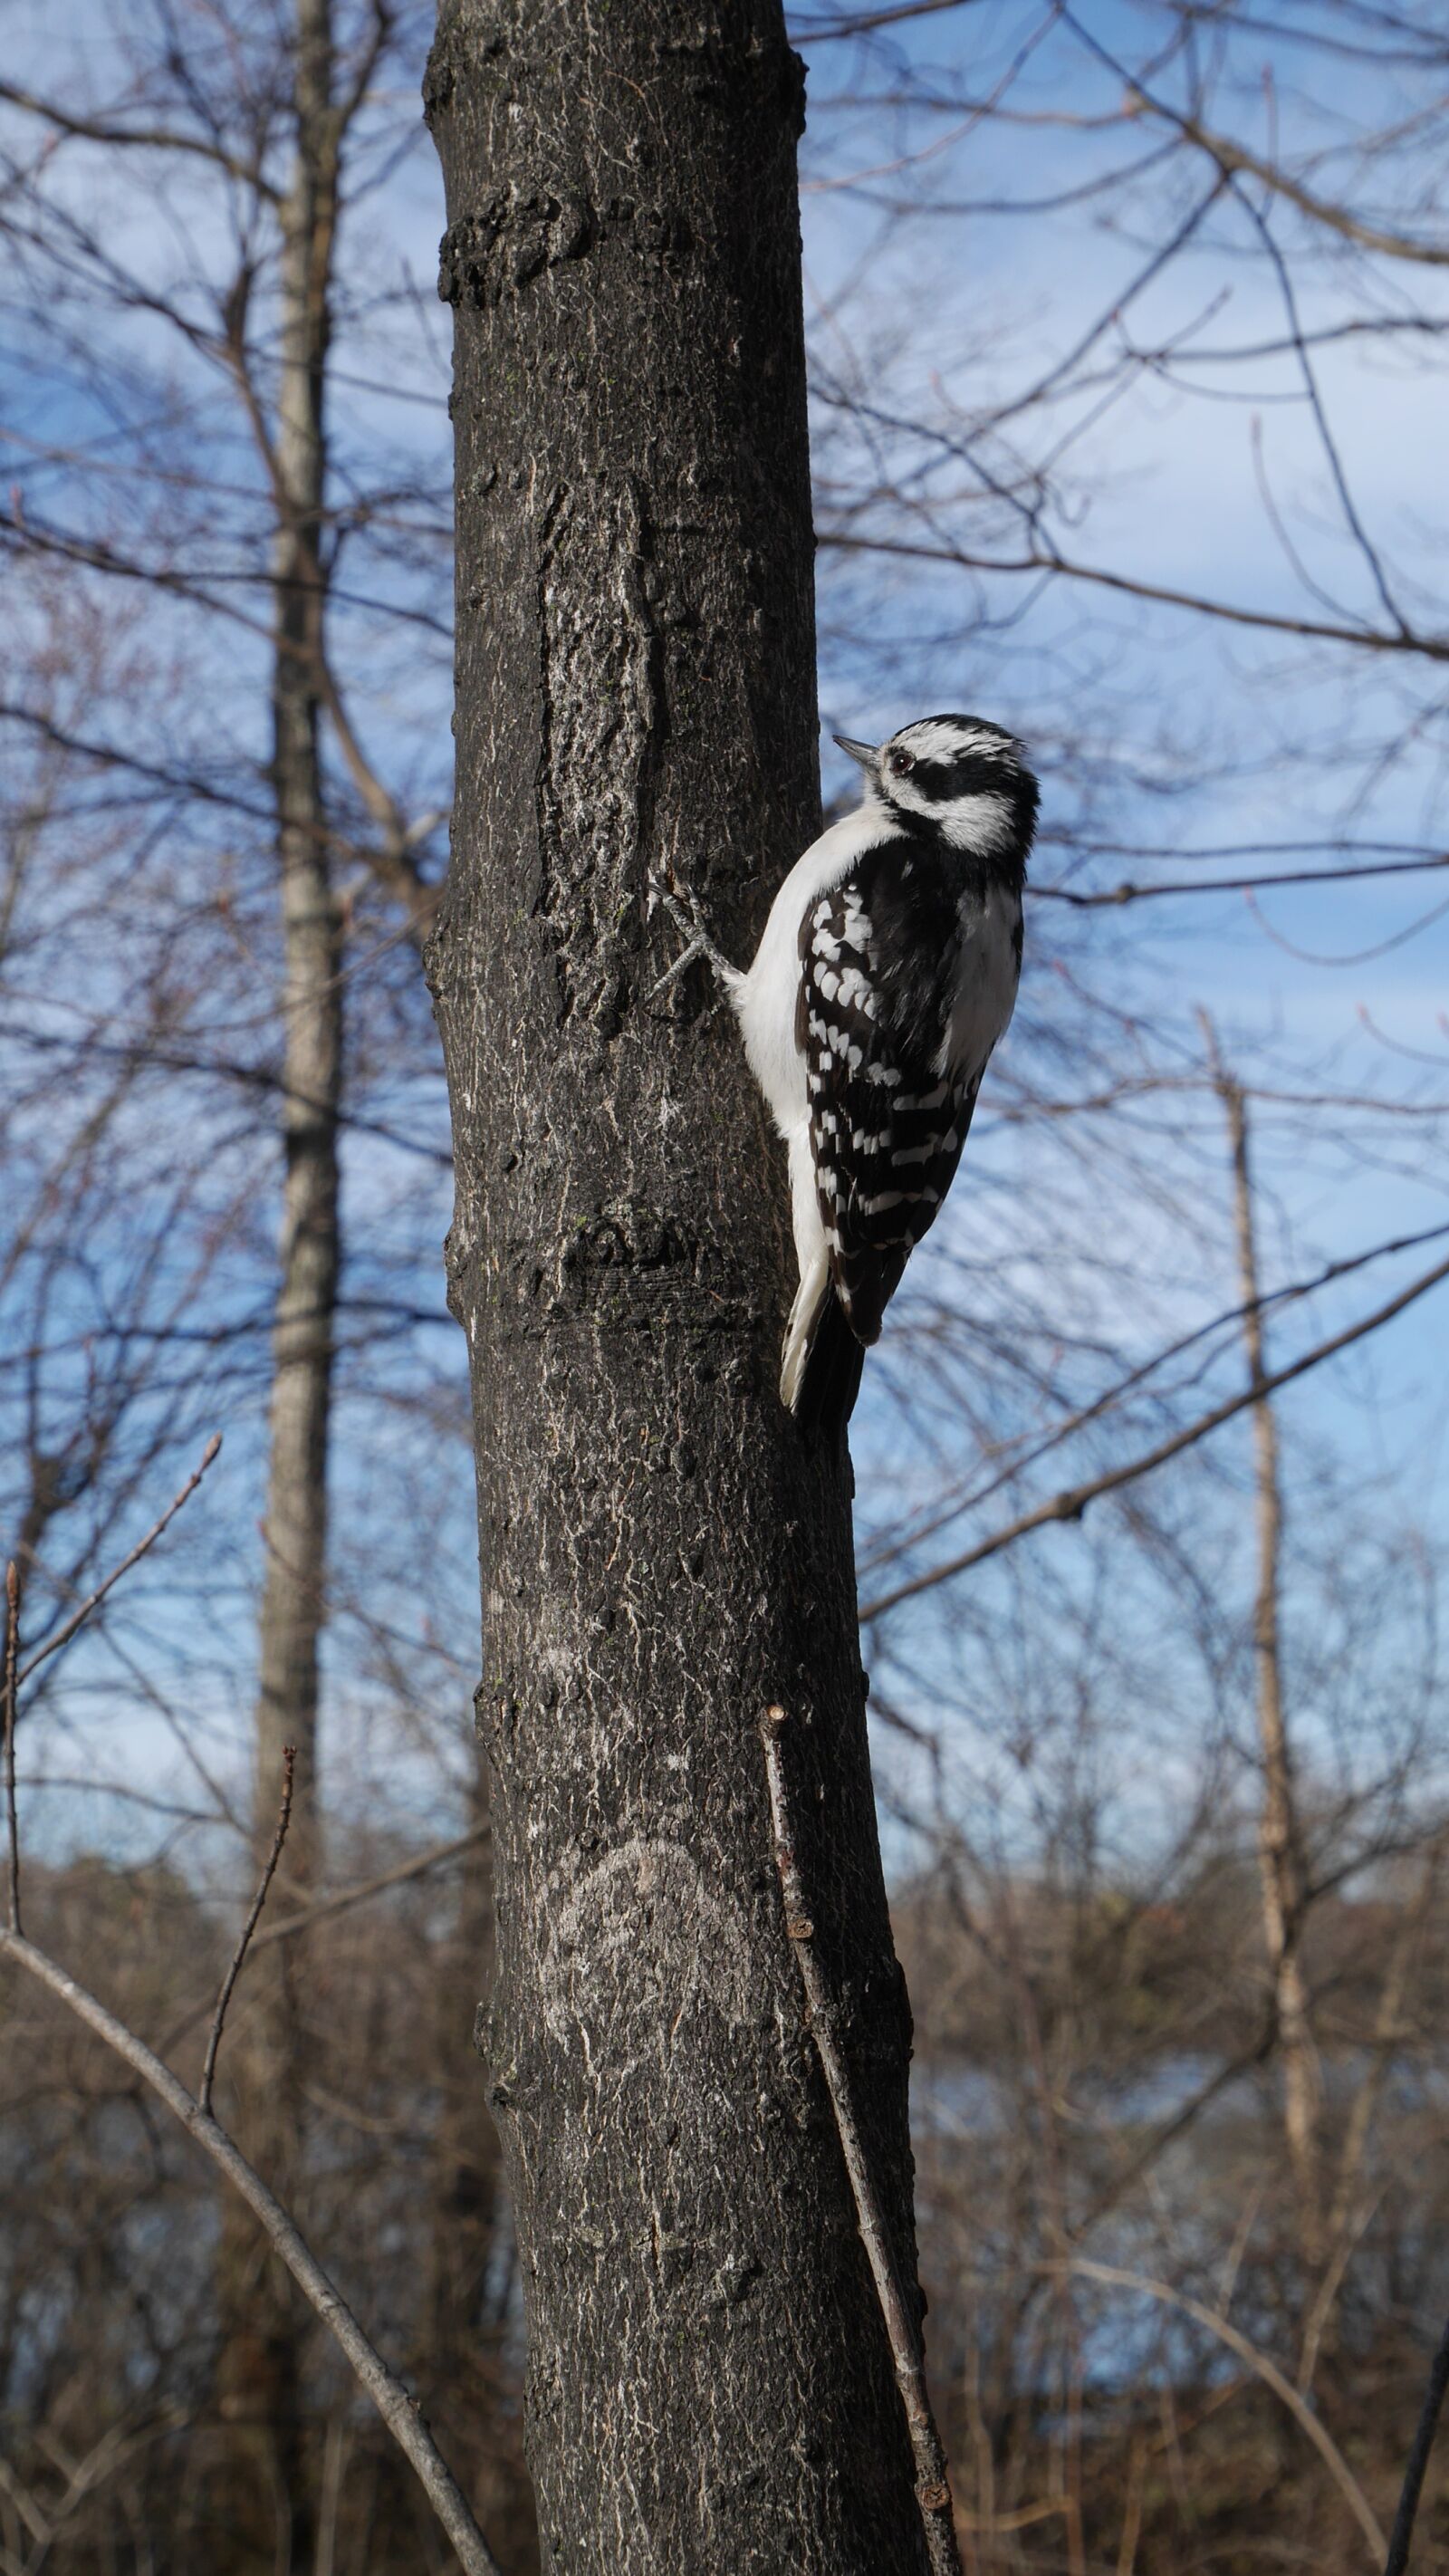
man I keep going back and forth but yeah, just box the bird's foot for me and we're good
[648,863,743,1005]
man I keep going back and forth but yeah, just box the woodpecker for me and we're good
[660,714,1037,1437]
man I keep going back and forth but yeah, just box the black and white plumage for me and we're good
[731,713,1038,1436]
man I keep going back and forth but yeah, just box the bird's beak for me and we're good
[832,734,878,774]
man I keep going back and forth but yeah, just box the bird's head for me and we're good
[833,713,1038,866]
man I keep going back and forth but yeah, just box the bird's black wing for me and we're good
[796,841,980,1349]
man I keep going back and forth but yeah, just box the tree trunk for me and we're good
[1212,1046,1324,2271]
[426,6,930,2569]
[216,0,342,2553]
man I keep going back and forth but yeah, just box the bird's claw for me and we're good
[648,866,741,1005]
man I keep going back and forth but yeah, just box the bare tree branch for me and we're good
[863,1216,1449,1582]
[200,1745,296,2114]
[0,79,282,200]
[1036,852,1449,907]
[861,1245,1449,1620]
[820,531,1449,665]
[1142,93,1449,268]
[794,0,982,41]
[16,1434,222,1685]
[0,1926,507,2576]
[254,1822,488,1955]
[152,1825,491,2066]
[762,1706,963,2576]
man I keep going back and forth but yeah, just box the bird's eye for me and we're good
[888,750,916,777]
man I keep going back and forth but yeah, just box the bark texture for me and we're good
[426,5,929,2568]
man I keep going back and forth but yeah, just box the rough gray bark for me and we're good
[218,0,342,2545]
[426,5,931,2569]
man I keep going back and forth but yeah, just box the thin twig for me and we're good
[157,1825,491,2062]
[16,1434,223,1686]
[820,528,1449,667]
[1115,66,1449,267]
[1383,2312,1449,2576]
[761,1706,963,2576]
[200,1746,296,2113]
[0,77,283,198]
[252,1823,487,1955]
[1035,851,1449,907]
[4,1562,20,1936]
[0,1926,505,2576]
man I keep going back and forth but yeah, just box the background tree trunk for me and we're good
[254,0,341,1920]
[426,5,930,2568]
[1212,1043,1325,2272]
[216,0,342,2553]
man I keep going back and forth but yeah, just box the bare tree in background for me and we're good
[0,3,478,2559]
[219,5,349,2542]
[1206,1024,1327,2273]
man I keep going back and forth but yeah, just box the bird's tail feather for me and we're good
[781,1259,865,1440]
